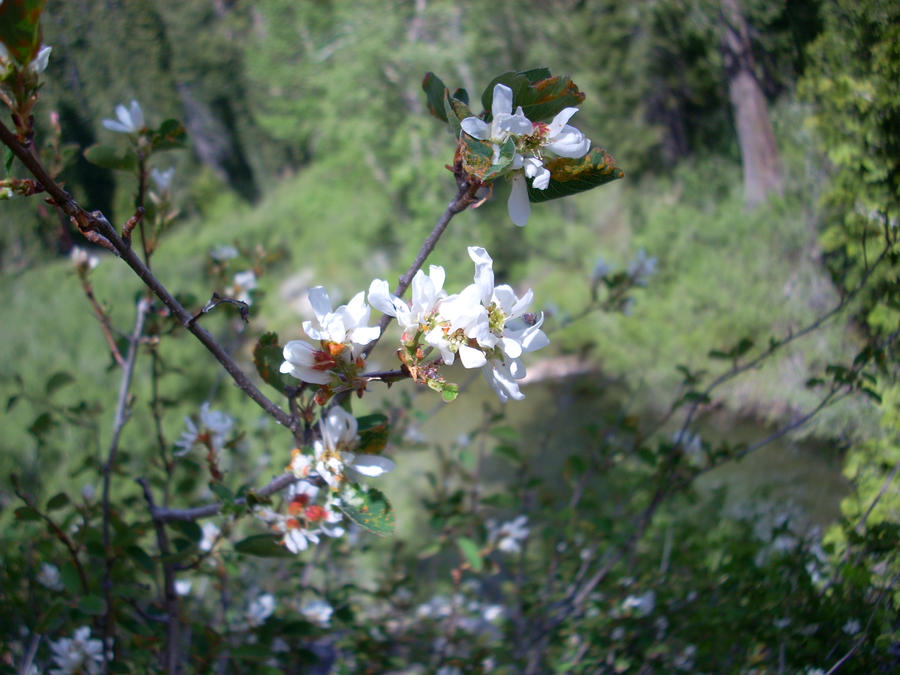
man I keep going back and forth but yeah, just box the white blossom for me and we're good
[368,265,447,336]
[150,167,175,192]
[48,626,107,675]
[301,599,334,626]
[199,521,220,552]
[174,580,192,596]
[488,515,530,554]
[227,270,257,305]
[622,590,656,617]
[37,563,64,591]
[246,593,275,627]
[174,402,233,457]
[312,407,394,487]
[460,83,590,226]
[102,100,145,134]
[70,246,99,272]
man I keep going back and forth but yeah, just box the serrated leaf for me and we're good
[356,413,389,454]
[336,483,395,536]
[482,70,585,123]
[150,119,187,151]
[45,370,74,396]
[253,332,295,395]
[0,0,46,65]
[422,71,449,122]
[459,133,498,182]
[457,536,483,572]
[234,534,295,558]
[83,144,138,171]
[526,148,624,202]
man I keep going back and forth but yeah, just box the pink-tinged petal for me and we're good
[350,454,395,477]
[460,117,490,139]
[547,107,580,136]
[491,83,514,118]
[459,343,487,368]
[508,174,531,226]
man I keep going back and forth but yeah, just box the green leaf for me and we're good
[336,483,395,536]
[167,520,202,544]
[234,533,295,558]
[27,411,55,439]
[36,599,65,632]
[14,505,41,521]
[45,492,69,511]
[356,413,389,454]
[422,72,449,122]
[149,119,187,151]
[78,595,106,615]
[526,147,624,202]
[459,133,498,182]
[83,144,138,171]
[125,545,155,573]
[481,70,585,123]
[457,536,483,572]
[0,0,46,65]
[253,332,295,395]
[45,370,74,396]
[209,481,235,503]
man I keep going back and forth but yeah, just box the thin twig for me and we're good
[149,473,300,522]
[101,297,148,665]
[137,478,182,674]
[0,119,296,434]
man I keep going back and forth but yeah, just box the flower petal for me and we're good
[507,174,531,226]
[460,117,490,140]
[350,454,395,477]
[491,83,514,118]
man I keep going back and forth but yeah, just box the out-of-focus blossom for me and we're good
[301,599,334,626]
[37,563,64,591]
[246,593,275,627]
[487,515,530,554]
[102,100,145,134]
[174,402,233,457]
[48,626,107,675]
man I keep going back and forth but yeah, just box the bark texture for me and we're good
[721,0,783,207]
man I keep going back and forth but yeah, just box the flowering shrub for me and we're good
[1,4,898,674]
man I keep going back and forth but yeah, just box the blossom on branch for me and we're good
[280,286,380,390]
[311,407,395,487]
[101,100,145,134]
[460,83,590,226]
[174,402,233,458]
[48,626,108,675]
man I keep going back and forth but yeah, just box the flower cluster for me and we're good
[255,477,346,554]
[460,83,591,226]
[48,626,108,675]
[370,246,549,401]
[280,286,380,398]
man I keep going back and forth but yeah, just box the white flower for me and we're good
[301,599,334,626]
[460,83,590,226]
[174,402,233,457]
[368,265,447,336]
[842,618,861,635]
[227,270,257,305]
[622,590,656,617]
[199,521,220,552]
[303,287,380,351]
[626,248,657,286]
[210,244,238,261]
[70,246,99,271]
[48,626,107,675]
[174,579,192,596]
[312,407,394,486]
[30,45,52,75]
[488,515,530,554]
[150,167,175,192]
[37,563,64,591]
[280,340,334,385]
[102,100,145,134]
[246,593,275,627]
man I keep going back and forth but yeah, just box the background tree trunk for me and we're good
[720,0,784,207]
